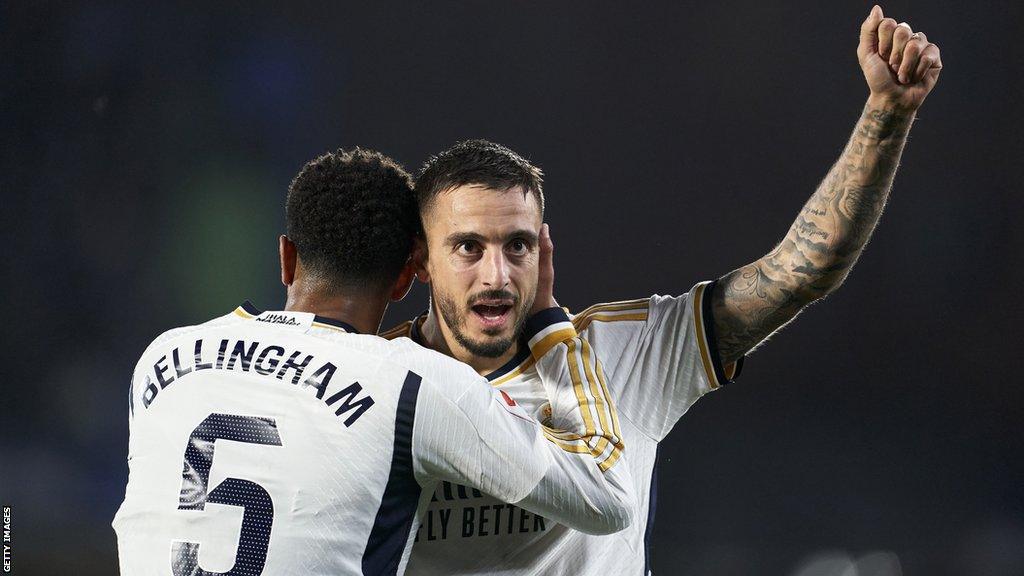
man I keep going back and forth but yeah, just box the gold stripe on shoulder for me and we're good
[571,298,650,331]
[233,308,254,319]
[379,320,413,340]
[574,298,650,320]
[574,311,649,332]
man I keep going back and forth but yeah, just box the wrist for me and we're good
[523,307,576,361]
[860,95,917,141]
[865,93,919,117]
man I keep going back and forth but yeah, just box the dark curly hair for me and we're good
[286,148,418,292]
[416,139,544,216]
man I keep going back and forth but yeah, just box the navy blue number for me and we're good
[171,413,283,576]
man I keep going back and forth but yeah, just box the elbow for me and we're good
[582,506,633,536]
[791,262,853,304]
[578,490,636,536]
[594,506,634,536]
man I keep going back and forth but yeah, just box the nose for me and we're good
[480,248,510,289]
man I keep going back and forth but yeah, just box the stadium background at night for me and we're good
[2,2,1022,574]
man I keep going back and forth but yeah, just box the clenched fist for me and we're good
[858,5,942,110]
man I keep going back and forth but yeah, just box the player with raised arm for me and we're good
[383,6,941,574]
[112,148,634,576]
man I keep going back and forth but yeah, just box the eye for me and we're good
[507,238,530,256]
[456,240,481,256]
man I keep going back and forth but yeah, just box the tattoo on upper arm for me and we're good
[711,105,914,365]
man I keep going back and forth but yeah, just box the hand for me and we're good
[529,223,559,314]
[858,5,942,110]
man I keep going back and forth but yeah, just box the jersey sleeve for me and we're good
[574,280,743,441]
[411,309,636,536]
[524,308,624,472]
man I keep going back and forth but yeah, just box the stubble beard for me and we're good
[434,288,534,359]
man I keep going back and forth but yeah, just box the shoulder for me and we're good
[571,297,652,332]
[366,338,484,411]
[571,283,713,334]
[132,311,241,374]
[387,338,481,385]
[376,318,480,392]
[333,332,481,390]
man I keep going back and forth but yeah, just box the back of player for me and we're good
[115,302,635,576]
[115,306,439,575]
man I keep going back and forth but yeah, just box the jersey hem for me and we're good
[691,281,744,390]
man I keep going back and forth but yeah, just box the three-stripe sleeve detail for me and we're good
[571,299,649,332]
[524,308,625,472]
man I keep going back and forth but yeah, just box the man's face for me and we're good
[419,185,543,359]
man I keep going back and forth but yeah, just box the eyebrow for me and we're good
[445,229,539,246]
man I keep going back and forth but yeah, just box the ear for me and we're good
[279,235,297,286]
[412,236,430,284]
[390,258,417,302]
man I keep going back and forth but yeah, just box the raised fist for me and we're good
[858,5,942,110]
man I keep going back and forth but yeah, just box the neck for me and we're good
[420,304,521,377]
[284,282,387,335]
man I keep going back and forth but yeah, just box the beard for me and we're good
[434,287,534,359]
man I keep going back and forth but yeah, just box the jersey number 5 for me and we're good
[171,413,283,576]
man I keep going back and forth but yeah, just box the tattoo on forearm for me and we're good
[712,103,915,364]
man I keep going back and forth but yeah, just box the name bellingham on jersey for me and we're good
[137,336,374,427]
[114,302,636,576]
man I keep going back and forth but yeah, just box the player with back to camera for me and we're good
[112,148,636,576]
[382,6,942,575]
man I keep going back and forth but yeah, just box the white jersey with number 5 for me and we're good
[113,303,634,576]
[383,281,742,576]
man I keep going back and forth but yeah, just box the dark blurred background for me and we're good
[2,1,1022,575]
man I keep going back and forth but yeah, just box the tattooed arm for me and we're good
[710,5,943,365]
[711,100,913,363]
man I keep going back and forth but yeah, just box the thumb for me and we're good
[858,5,884,60]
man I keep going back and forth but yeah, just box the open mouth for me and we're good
[470,300,514,328]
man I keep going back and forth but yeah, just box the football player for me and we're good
[113,148,634,575]
[384,6,941,574]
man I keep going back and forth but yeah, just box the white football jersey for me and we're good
[113,303,635,576]
[384,281,741,575]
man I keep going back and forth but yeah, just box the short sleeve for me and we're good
[574,280,743,441]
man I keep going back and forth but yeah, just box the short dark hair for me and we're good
[415,139,544,215]
[286,147,418,292]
